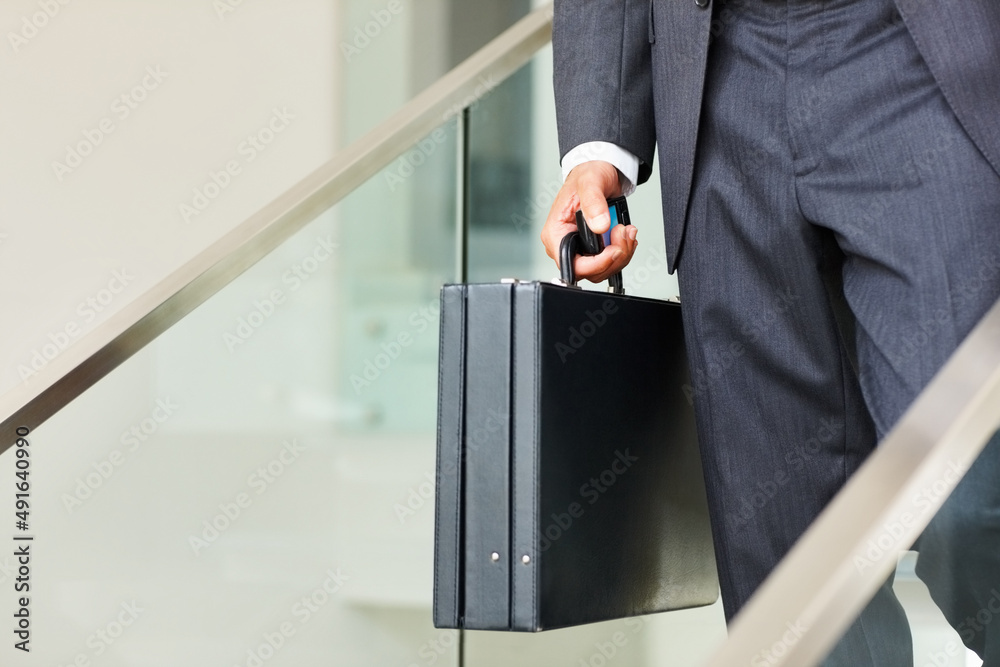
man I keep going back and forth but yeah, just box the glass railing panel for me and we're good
[813,428,1000,667]
[701,296,1000,666]
[341,0,534,147]
[462,43,727,667]
[1,117,458,666]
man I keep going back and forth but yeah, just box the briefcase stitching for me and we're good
[530,285,540,629]
[432,286,466,626]
[511,283,542,630]
[432,289,446,622]
[509,285,518,631]
[452,288,466,623]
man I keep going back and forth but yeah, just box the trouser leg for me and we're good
[679,0,1000,662]
[679,1,912,663]
[915,431,1000,664]
[789,0,1000,662]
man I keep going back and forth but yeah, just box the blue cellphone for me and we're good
[575,196,631,254]
[603,196,630,246]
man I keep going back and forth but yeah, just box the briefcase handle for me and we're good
[559,231,626,295]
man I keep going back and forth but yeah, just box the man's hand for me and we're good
[541,161,638,284]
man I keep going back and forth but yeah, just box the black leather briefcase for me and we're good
[433,231,719,632]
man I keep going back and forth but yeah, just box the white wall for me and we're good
[0,0,338,398]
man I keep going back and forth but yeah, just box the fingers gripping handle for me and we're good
[559,232,582,285]
[558,231,626,294]
[560,196,629,294]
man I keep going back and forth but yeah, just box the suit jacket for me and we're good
[553,0,1000,272]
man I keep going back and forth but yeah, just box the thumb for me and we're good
[577,168,619,234]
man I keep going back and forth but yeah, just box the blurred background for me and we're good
[0,1,981,665]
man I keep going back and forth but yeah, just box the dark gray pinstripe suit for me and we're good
[554,0,1000,663]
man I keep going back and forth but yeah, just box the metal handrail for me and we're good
[705,297,1000,666]
[0,4,553,453]
[6,6,997,665]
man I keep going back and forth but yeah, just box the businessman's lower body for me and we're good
[676,0,1000,663]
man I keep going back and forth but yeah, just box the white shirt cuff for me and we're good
[560,141,640,197]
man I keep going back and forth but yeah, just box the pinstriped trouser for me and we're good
[677,0,1000,663]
